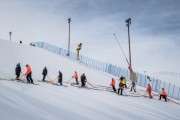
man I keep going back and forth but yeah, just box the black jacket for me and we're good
[15,66,21,75]
[81,74,86,82]
[58,72,62,80]
[42,67,47,75]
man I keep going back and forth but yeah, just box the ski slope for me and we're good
[0,39,180,120]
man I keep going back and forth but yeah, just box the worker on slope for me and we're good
[72,71,79,85]
[24,64,34,84]
[76,43,82,60]
[146,84,153,98]
[81,73,87,87]
[130,81,136,92]
[42,67,47,82]
[58,71,63,86]
[15,63,21,80]
[118,79,124,95]
[110,78,116,92]
[159,88,167,102]
[119,76,127,89]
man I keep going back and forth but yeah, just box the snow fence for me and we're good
[33,42,180,100]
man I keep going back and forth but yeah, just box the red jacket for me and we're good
[147,85,152,92]
[162,90,167,96]
[25,65,32,75]
[111,79,115,86]
[73,72,78,78]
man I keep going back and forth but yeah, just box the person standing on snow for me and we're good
[159,88,167,102]
[122,77,127,88]
[72,71,79,85]
[118,79,124,95]
[42,67,47,81]
[81,73,87,87]
[130,81,136,92]
[58,71,63,85]
[146,84,152,98]
[24,64,34,83]
[15,63,21,80]
[110,78,116,92]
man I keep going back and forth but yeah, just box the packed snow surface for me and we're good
[0,39,180,120]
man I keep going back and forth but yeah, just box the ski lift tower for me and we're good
[125,18,137,82]
[67,18,71,56]
[125,18,132,68]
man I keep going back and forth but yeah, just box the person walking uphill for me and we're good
[58,71,63,85]
[146,84,152,98]
[72,71,79,85]
[42,67,47,81]
[110,78,116,92]
[24,64,34,83]
[81,73,87,87]
[15,63,21,80]
[159,88,167,102]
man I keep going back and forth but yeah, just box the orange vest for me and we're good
[25,65,32,75]
[111,79,115,86]
[74,72,78,78]
[147,86,152,92]
[162,90,167,96]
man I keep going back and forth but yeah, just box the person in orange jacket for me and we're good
[110,78,116,92]
[159,88,167,102]
[24,64,34,83]
[146,84,152,98]
[72,71,79,85]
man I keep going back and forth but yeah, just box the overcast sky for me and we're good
[0,0,180,74]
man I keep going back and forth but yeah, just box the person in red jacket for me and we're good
[110,78,116,92]
[146,84,152,98]
[72,71,79,85]
[24,64,34,83]
[159,88,167,102]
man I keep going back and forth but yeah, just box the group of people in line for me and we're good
[109,77,167,102]
[15,63,87,87]
[146,83,167,102]
[15,63,167,102]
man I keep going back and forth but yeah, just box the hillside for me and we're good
[0,39,180,120]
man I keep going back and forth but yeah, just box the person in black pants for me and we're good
[81,73,87,87]
[159,88,167,102]
[58,71,63,85]
[130,81,136,92]
[118,79,124,95]
[42,67,47,81]
[110,78,116,92]
[15,63,21,80]
[24,64,34,83]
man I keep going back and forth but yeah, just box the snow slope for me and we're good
[0,39,180,120]
[0,39,112,86]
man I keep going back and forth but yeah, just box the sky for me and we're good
[0,0,180,75]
